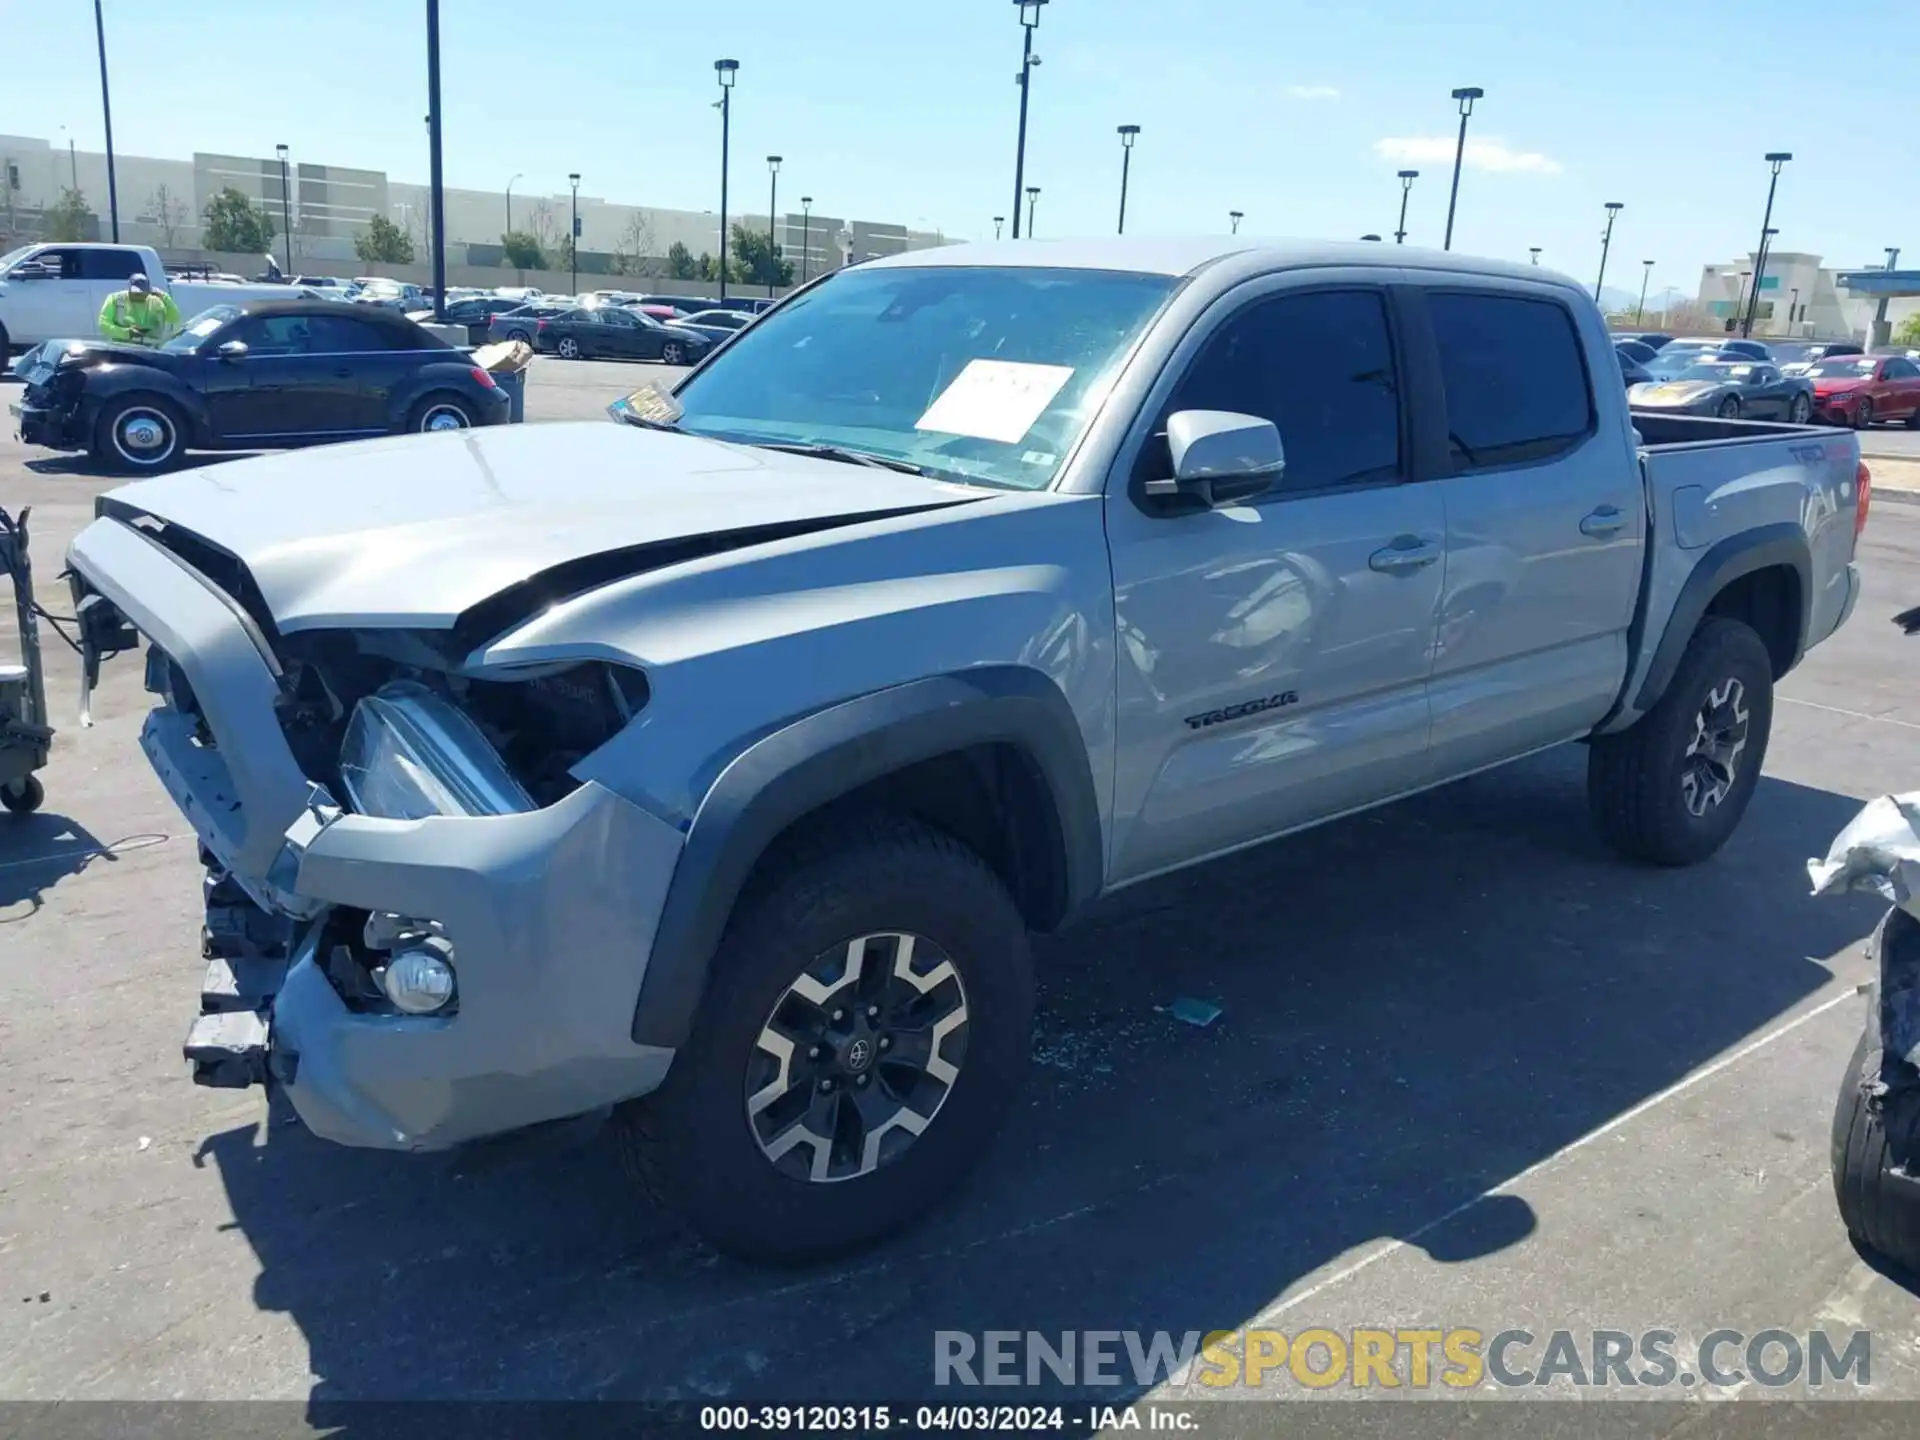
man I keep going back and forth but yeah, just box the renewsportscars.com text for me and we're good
[934,1328,1873,1391]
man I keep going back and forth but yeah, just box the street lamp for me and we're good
[993,216,1005,239]
[1394,169,1417,244]
[1741,152,1791,337]
[425,0,447,321]
[505,172,522,234]
[275,144,293,274]
[568,172,580,296]
[93,0,120,241]
[1229,209,1244,234]
[765,156,782,297]
[1442,86,1483,251]
[1636,260,1654,324]
[1010,1,1047,239]
[1529,246,1541,265]
[1788,286,1799,330]
[715,59,739,301]
[800,196,813,283]
[1593,201,1623,304]
[1116,124,1141,235]
[1025,185,1040,238]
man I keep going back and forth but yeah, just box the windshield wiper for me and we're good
[749,440,939,478]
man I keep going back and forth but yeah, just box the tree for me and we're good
[698,251,720,282]
[727,222,793,288]
[200,186,274,253]
[145,184,187,248]
[613,212,658,277]
[354,214,414,265]
[1895,312,1920,346]
[500,231,548,270]
[557,235,575,274]
[666,242,699,280]
[525,199,557,254]
[45,187,92,241]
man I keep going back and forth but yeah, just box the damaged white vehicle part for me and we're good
[1809,791,1920,1070]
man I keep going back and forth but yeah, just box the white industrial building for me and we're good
[1697,250,1919,341]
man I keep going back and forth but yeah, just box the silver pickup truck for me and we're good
[63,239,1868,1263]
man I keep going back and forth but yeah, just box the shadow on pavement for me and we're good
[25,452,256,478]
[193,746,1881,1413]
[0,809,116,920]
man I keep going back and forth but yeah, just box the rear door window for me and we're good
[1428,291,1595,471]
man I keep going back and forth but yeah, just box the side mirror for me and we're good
[9,263,54,281]
[1145,410,1285,508]
[215,339,249,360]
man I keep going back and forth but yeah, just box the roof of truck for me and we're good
[863,236,1560,285]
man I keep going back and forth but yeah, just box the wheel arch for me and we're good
[86,371,211,445]
[1634,522,1811,713]
[630,667,1105,1049]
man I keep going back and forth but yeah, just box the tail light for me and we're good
[536,319,548,331]
[470,367,498,390]
[1856,460,1871,539]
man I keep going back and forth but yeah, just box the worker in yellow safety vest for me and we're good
[98,272,182,346]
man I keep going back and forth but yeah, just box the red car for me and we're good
[1806,354,1920,428]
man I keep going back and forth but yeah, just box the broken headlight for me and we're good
[338,680,534,820]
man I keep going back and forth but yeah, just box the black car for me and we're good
[534,306,712,365]
[9,300,509,473]
[1615,339,1659,366]
[1617,352,1654,387]
[1614,331,1674,351]
[407,295,533,345]
[485,302,575,345]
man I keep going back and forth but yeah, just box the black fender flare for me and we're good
[1633,522,1812,714]
[82,366,212,445]
[630,666,1105,1049]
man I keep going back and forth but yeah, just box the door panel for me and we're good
[1105,281,1443,884]
[1422,287,1644,778]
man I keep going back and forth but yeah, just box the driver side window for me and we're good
[228,315,315,356]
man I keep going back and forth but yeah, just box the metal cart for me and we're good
[1,506,52,815]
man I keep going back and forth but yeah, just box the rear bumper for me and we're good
[66,514,687,1152]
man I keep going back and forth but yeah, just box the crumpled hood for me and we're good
[97,422,984,632]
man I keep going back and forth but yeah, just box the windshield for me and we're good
[1805,358,1877,378]
[160,305,240,353]
[1647,348,1715,376]
[1673,364,1748,382]
[0,244,39,275]
[670,265,1177,490]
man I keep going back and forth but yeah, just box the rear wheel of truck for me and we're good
[93,394,185,474]
[616,812,1034,1264]
[1587,616,1774,866]
[1832,976,1920,1274]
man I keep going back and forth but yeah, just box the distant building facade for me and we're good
[1697,250,1919,341]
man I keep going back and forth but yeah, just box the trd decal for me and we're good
[1183,691,1299,730]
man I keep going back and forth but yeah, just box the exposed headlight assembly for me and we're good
[338,680,533,820]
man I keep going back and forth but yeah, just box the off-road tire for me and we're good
[1587,617,1774,866]
[614,811,1034,1264]
[1,774,44,815]
[1832,973,1920,1272]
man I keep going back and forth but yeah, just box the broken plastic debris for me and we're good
[136,1136,151,1152]
[1161,997,1223,1028]
[1809,792,1920,918]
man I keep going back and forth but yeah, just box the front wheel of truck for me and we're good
[616,811,1034,1264]
[1587,616,1774,866]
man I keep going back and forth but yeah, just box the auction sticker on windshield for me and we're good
[915,359,1074,444]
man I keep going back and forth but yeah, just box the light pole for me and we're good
[274,144,294,273]
[765,156,782,297]
[425,0,446,321]
[1010,1,1047,239]
[1394,169,1417,244]
[1593,201,1623,304]
[1116,124,1140,234]
[1229,209,1243,234]
[715,59,739,300]
[993,216,1005,239]
[1025,185,1040,238]
[1750,225,1780,332]
[93,0,120,240]
[1442,86,1483,251]
[1636,260,1654,324]
[1741,152,1791,338]
[568,173,580,295]
[799,196,813,283]
[1788,286,1799,330]
[1529,246,1541,265]
[505,172,522,234]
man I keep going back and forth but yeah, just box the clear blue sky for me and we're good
[9,0,1914,291]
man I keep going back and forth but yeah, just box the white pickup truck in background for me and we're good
[0,241,307,354]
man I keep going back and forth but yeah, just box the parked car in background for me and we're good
[1615,339,1659,366]
[353,278,425,312]
[1805,354,1920,428]
[668,309,755,345]
[290,275,358,296]
[1711,338,1772,361]
[407,295,533,345]
[0,242,315,354]
[634,293,718,315]
[485,302,575,345]
[1616,351,1654,388]
[1613,331,1674,351]
[1777,341,1865,377]
[1628,359,1814,420]
[534,305,713,364]
[10,299,508,471]
[1643,343,1723,379]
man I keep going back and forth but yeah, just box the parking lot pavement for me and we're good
[3,400,1920,1412]
[1862,430,1920,462]
[517,356,692,423]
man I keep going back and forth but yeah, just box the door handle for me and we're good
[1368,539,1439,575]
[1580,505,1626,538]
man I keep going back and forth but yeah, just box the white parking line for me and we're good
[1781,696,1920,731]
